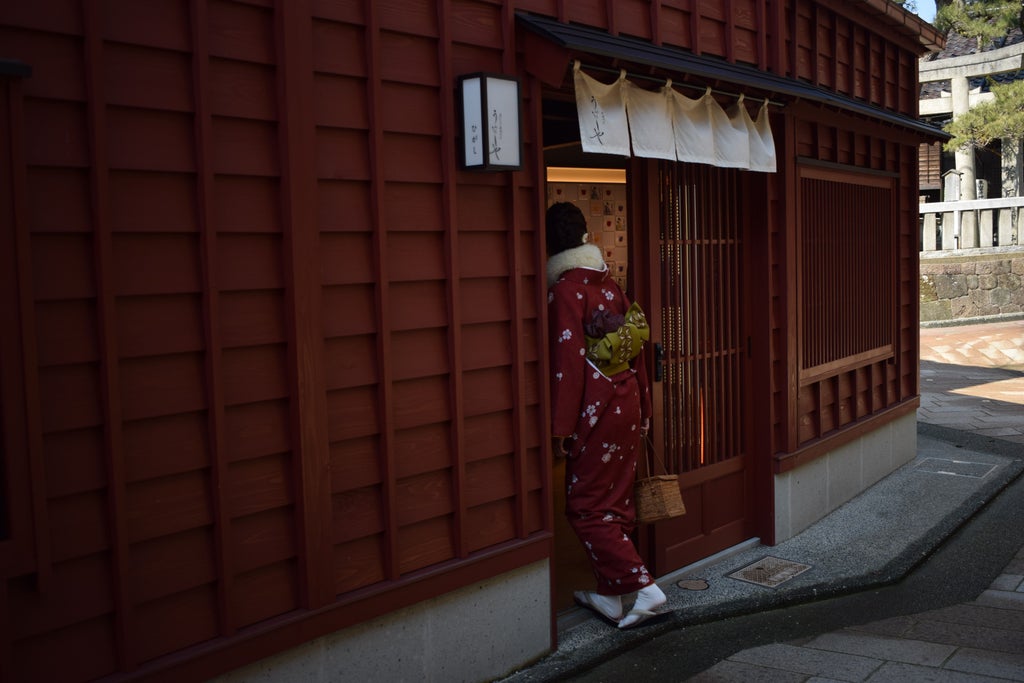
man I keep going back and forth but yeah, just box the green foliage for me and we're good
[934,0,1022,49]
[943,78,1024,151]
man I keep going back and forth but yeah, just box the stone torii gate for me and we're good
[919,40,1024,247]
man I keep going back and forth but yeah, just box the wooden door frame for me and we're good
[629,158,772,571]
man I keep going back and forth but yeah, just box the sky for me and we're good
[916,0,937,23]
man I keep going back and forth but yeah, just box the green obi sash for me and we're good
[584,301,650,377]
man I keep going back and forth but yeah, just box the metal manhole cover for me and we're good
[728,556,812,588]
[915,458,996,479]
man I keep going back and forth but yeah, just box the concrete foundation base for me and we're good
[215,560,552,683]
[773,411,918,542]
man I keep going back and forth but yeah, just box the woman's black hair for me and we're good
[546,202,588,257]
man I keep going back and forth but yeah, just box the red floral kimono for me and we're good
[548,243,654,596]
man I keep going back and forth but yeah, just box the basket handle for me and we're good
[641,434,670,477]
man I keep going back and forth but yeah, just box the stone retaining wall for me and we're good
[920,248,1024,324]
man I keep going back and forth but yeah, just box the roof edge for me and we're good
[516,13,950,141]
[856,0,946,53]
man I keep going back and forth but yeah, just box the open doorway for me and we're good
[543,130,635,611]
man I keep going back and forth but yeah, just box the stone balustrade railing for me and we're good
[919,196,1023,252]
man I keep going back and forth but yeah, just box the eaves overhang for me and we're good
[517,13,948,141]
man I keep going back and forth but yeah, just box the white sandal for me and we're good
[573,590,623,624]
[617,607,658,629]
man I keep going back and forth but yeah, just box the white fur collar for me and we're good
[547,243,607,287]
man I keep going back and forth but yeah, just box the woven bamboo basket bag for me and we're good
[634,436,686,524]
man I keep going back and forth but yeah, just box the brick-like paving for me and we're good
[919,320,1024,444]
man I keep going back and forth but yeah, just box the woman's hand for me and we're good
[552,437,570,458]
[640,418,650,436]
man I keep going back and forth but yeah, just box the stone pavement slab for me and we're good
[695,544,1024,681]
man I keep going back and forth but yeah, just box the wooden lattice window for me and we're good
[798,164,896,384]
[660,163,746,472]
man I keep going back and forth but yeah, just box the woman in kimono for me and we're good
[546,202,666,629]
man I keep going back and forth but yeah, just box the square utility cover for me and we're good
[728,556,812,588]
[915,458,997,479]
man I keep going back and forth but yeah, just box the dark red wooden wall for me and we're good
[0,0,939,680]
[0,1,550,680]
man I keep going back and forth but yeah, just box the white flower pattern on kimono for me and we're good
[600,442,620,464]
[559,329,572,342]
[603,289,615,301]
[555,372,563,381]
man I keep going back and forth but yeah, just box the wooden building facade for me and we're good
[0,2,942,681]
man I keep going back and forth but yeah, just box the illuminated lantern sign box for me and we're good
[459,73,522,171]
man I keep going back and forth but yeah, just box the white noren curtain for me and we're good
[573,64,777,172]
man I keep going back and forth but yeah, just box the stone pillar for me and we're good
[1004,137,1022,198]
[1004,138,1023,247]
[951,75,978,247]
[922,213,938,251]
[941,212,958,250]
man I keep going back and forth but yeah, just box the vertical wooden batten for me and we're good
[502,1,530,539]
[526,71,556,652]
[724,0,736,62]
[190,0,234,633]
[781,113,800,453]
[691,0,703,56]
[770,0,786,74]
[363,0,399,581]
[275,0,334,608]
[82,0,134,669]
[0,65,51,585]
[755,0,767,69]
[435,0,467,557]
[650,1,662,45]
